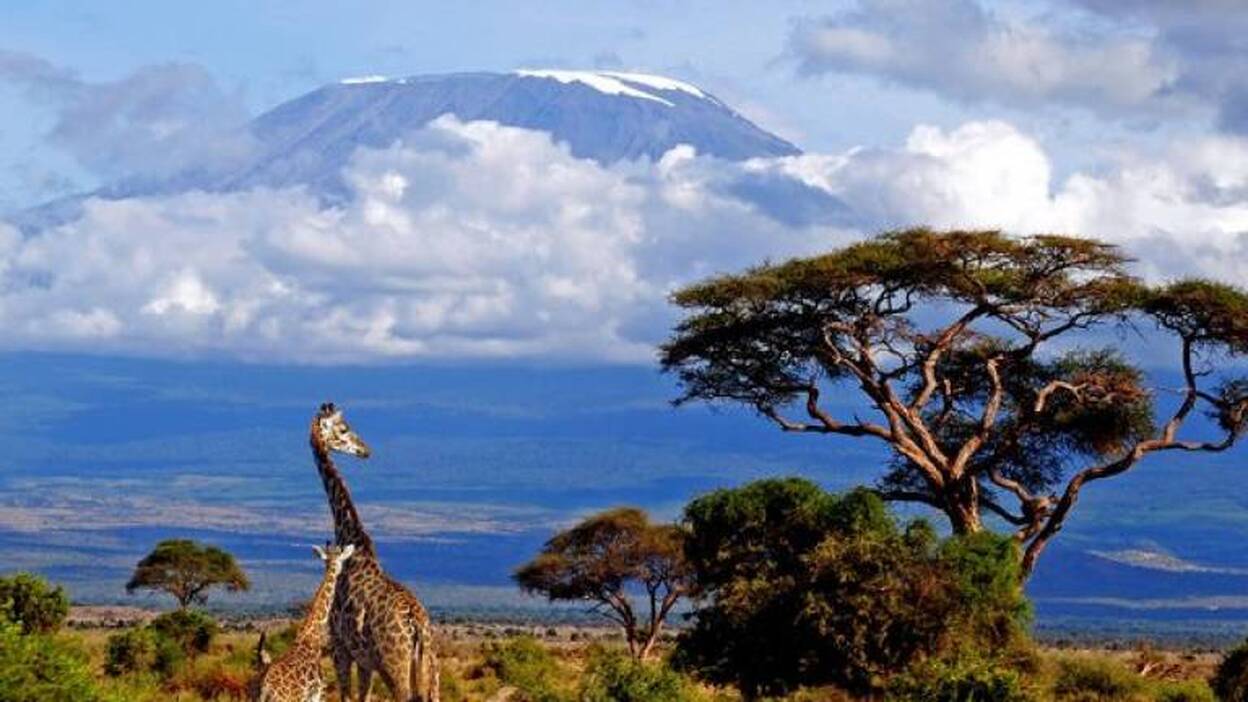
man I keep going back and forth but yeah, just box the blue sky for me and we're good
[0,0,1244,362]
[2,0,1200,197]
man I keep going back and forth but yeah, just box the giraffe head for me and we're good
[314,402,372,459]
[312,542,356,570]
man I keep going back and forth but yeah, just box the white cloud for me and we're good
[755,120,1248,281]
[0,116,841,362]
[2,113,1247,363]
[787,0,1190,122]
[0,51,256,183]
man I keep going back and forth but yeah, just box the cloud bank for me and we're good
[787,0,1248,129]
[2,111,1246,363]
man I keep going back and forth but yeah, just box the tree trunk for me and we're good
[944,479,983,535]
[635,623,664,662]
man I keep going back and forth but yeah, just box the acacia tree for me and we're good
[661,228,1248,576]
[126,539,249,609]
[514,507,691,660]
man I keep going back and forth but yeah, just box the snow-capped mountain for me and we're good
[223,70,799,200]
[14,70,799,229]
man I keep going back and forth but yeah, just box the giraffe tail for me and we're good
[255,630,272,669]
[411,622,440,702]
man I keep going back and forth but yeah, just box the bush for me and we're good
[0,619,101,701]
[479,636,564,701]
[150,634,188,677]
[149,609,218,656]
[1214,638,1248,702]
[579,647,703,702]
[104,628,156,676]
[676,479,1032,698]
[1051,654,1144,700]
[0,572,70,634]
[888,654,1033,702]
[1152,679,1215,702]
[938,531,1033,650]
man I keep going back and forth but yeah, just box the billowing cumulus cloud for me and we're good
[0,117,845,362]
[760,121,1248,281]
[2,112,1247,363]
[786,0,1248,128]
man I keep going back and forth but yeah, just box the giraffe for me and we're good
[251,543,356,702]
[310,402,441,702]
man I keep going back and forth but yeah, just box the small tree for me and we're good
[514,508,691,661]
[662,228,1248,576]
[126,539,249,609]
[0,572,69,634]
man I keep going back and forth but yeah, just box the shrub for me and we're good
[0,572,70,634]
[888,654,1033,702]
[149,609,218,656]
[191,668,249,700]
[579,647,703,702]
[1152,679,1215,702]
[104,628,157,676]
[938,531,1033,650]
[151,634,188,677]
[1214,638,1248,702]
[676,479,1032,698]
[1051,654,1144,700]
[479,636,564,701]
[0,619,101,701]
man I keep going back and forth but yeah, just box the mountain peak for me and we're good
[511,69,714,107]
[14,70,801,230]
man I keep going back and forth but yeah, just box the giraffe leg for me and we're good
[425,646,441,702]
[357,666,374,702]
[332,649,352,702]
[375,649,412,702]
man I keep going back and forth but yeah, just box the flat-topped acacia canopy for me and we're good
[662,228,1248,575]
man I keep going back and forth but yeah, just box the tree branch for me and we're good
[1021,337,1242,574]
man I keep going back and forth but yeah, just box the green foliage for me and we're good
[1144,279,1248,352]
[104,628,156,677]
[0,571,70,634]
[126,539,249,609]
[103,615,211,681]
[938,532,1033,649]
[0,619,101,702]
[1151,680,1215,702]
[887,653,1033,702]
[479,636,565,702]
[578,647,703,702]
[149,609,218,656]
[676,478,1030,698]
[1213,638,1248,702]
[1051,654,1145,701]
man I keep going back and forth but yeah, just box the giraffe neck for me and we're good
[310,428,376,557]
[294,560,344,646]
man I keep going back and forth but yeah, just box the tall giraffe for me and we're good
[251,543,356,702]
[310,402,440,702]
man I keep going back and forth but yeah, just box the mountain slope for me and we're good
[11,70,800,230]
[227,70,798,198]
